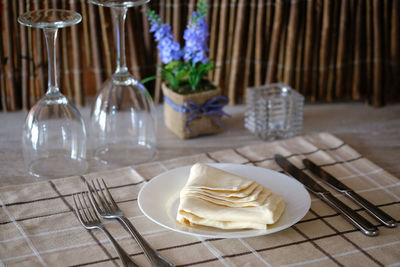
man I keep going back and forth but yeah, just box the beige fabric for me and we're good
[176,163,284,229]
[0,132,399,266]
[181,184,267,205]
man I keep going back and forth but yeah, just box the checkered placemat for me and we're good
[0,133,399,266]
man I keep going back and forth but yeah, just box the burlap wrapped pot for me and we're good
[162,83,228,139]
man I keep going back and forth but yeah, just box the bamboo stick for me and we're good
[173,0,181,43]
[365,0,373,104]
[294,1,305,93]
[0,4,8,112]
[302,0,314,97]
[208,0,219,81]
[126,8,141,79]
[136,5,150,81]
[19,0,28,110]
[254,0,264,86]
[3,0,15,110]
[372,0,383,107]
[139,5,153,94]
[264,0,273,84]
[243,0,256,89]
[227,0,246,105]
[33,0,45,97]
[80,0,92,67]
[318,0,331,101]
[283,0,299,87]
[382,0,390,103]
[61,0,73,100]
[335,0,348,99]
[344,0,356,99]
[99,6,113,77]
[11,0,21,109]
[154,0,167,104]
[276,1,287,83]
[213,0,228,88]
[166,0,172,25]
[391,0,400,102]
[351,0,364,101]
[0,65,6,111]
[141,2,152,66]
[326,0,339,102]
[224,0,237,96]
[88,3,103,92]
[70,0,83,106]
[265,0,284,84]
[310,0,322,102]
[25,0,36,107]
[188,0,196,22]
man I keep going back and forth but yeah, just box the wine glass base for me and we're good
[88,0,149,8]
[18,9,82,29]
[27,156,87,179]
[94,143,156,166]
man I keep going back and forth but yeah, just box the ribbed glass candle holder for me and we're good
[245,83,304,141]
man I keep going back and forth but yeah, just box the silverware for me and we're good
[86,178,175,267]
[72,192,138,267]
[303,158,397,228]
[274,154,379,236]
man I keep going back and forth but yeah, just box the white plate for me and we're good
[138,163,310,238]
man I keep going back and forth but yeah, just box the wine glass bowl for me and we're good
[91,72,157,166]
[18,9,87,179]
[89,0,157,166]
[23,93,87,178]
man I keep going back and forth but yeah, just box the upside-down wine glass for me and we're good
[18,10,87,178]
[89,0,157,166]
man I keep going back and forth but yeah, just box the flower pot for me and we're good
[162,83,229,139]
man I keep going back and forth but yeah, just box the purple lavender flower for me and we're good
[183,12,210,64]
[148,12,182,64]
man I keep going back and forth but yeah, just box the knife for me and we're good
[303,158,397,228]
[274,154,379,236]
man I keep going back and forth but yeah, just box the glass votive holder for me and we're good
[244,83,304,141]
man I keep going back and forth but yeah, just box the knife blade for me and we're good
[303,158,397,228]
[274,154,378,236]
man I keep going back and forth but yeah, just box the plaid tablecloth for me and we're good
[0,132,399,266]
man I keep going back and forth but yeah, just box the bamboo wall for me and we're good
[0,0,399,112]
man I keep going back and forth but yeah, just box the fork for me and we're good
[86,179,175,267]
[72,192,139,267]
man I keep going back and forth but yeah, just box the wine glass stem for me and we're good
[112,7,128,75]
[43,28,59,95]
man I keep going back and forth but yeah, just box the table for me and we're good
[1,103,399,187]
[0,103,399,266]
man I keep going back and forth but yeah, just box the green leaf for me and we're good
[146,9,161,25]
[165,60,179,71]
[141,75,159,84]
[197,0,208,18]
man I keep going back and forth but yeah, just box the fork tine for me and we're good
[101,178,118,209]
[75,193,90,224]
[95,179,113,211]
[82,192,100,223]
[93,179,112,213]
[86,181,103,214]
[72,194,85,225]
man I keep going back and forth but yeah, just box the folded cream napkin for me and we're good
[176,163,285,230]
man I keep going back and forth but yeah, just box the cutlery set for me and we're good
[274,154,397,236]
[73,156,395,266]
[73,178,175,267]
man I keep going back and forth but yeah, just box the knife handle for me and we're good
[321,193,379,236]
[345,191,397,228]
